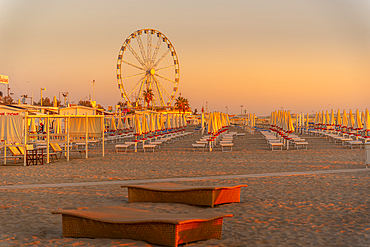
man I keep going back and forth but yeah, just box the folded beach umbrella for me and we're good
[348,110,354,130]
[201,113,205,129]
[29,117,36,133]
[306,113,309,127]
[287,111,295,133]
[134,114,142,136]
[362,111,365,125]
[53,96,58,107]
[155,114,161,132]
[142,114,150,134]
[160,114,165,131]
[207,113,213,134]
[117,115,124,130]
[353,109,363,130]
[166,114,172,130]
[329,109,335,126]
[183,114,187,128]
[363,109,370,133]
[336,109,342,127]
[54,118,62,134]
[342,109,348,129]
[321,111,326,128]
[149,114,156,133]
[110,115,117,132]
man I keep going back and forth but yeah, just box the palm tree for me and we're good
[143,89,154,109]
[175,95,190,113]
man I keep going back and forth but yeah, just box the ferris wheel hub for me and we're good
[150,68,155,75]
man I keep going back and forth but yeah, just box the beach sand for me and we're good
[0,126,369,246]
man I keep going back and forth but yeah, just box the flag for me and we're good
[0,75,9,84]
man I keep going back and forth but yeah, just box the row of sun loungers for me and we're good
[52,182,247,247]
[308,130,369,149]
[115,132,194,153]
[192,132,237,152]
[260,130,308,150]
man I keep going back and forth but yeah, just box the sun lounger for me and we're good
[115,144,132,153]
[346,140,363,149]
[122,183,247,207]
[52,206,232,247]
[293,141,308,150]
[143,144,156,152]
[220,143,233,152]
[192,143,205,152]
[269,142,284,151]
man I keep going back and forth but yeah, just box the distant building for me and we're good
[59,106,97,115]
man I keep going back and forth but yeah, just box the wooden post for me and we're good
[46,116,50,163]
[67,117,70,161]
[85,115,88,159]
[3,140,6,165]
[101,116,105,157]
[365,143,370,169]
[24,113,28,166]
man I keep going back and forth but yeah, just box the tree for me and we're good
[174,95,190,113]
[193,108,198,115]
[2,96,14,105]
[78,100,92,107]
[143,89,154,108]
[33,97,56,106]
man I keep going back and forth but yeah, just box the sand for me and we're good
[0,126,369,246]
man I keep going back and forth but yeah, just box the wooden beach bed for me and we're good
[52,206,232,247]
[122,183,247,207]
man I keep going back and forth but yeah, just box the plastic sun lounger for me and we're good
[52,206,232,247]
[269,142,284,151]
[220,143,233,152]
[192,143,205,152]
[115,144,132,153]
[121,183,248,207]
[143,144,156,152]
[293,141,308,150]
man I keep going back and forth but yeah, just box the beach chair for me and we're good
[7,145,24,163]
[52,206,232,247]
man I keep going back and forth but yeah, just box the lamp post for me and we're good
[40,88,46,106]
[225,106,228,114]
[240,105,243,115]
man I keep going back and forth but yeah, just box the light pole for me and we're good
[40,88,46,106]
[225,106,228,114]
[240,105,243,115]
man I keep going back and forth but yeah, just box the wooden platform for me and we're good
[52,206,232,247]
[122,183,247,207]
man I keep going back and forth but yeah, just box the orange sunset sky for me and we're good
[0,0,369,115]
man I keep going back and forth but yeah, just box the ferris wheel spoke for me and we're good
[147,32,152,66]
[156,64,176,72]
[153,48,171,68]
[154,73,177,84]
[126,75,146,98]
[127,44,147,69]
[151,38,162,64]
[121,72,146,80]
[152,75,165,106]
[121,60,145,71]
[136,75,148,101]
[154,77,172,99]
[136,35,147,63]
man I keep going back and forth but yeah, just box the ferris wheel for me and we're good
[117,29,179,108]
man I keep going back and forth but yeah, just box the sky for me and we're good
[0,0,369,116]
